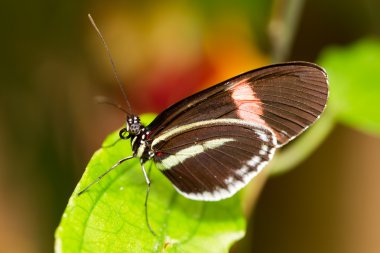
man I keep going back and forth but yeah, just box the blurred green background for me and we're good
[1,0,380,252]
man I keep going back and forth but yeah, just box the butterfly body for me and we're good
[120,62,329,202]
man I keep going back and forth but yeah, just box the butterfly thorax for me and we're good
[121,115,153,163]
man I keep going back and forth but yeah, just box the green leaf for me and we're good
[318,38,380,135]
[55,114,245,253]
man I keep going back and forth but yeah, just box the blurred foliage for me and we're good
[55,114,245,253]
[319,39,380,135]
[1,0,380,252]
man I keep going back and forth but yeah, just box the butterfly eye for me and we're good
[129,123,141,135]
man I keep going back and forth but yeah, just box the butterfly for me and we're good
[124,62,328,200]
[80,15,328,236]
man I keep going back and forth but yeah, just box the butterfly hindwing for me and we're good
[151,119,277,200]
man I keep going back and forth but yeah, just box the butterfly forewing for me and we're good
[151,119,277,200]
[248,64,328,144]
[147,62,328,146]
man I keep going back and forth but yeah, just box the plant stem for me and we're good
[269,0,306,62]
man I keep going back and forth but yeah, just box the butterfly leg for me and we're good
[140,159,157,236]
[77,155,134,196]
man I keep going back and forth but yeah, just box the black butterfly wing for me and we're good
[146,62,328,200]
[151,119,277,200]
[147,62,328,146]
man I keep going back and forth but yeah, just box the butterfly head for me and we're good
[119,115,143,140]
[126,115,142,135]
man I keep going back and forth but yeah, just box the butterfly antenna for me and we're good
[88,13,132,115]
[94,96,129,114]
